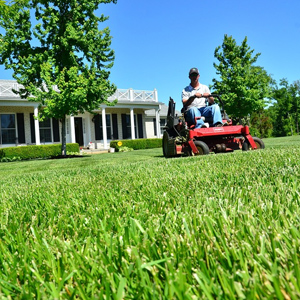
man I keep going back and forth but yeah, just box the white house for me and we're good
[0,80,165,149]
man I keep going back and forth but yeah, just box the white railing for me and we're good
[108,88,158,102]
[0,80,158,102]
[0,80,22,98]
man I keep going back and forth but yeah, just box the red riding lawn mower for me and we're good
[162,94,265,158]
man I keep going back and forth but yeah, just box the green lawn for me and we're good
[0,135,300,299]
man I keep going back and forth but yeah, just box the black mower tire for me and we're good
[194,140,210,155]
[242,137,265,151]
[162,131,176,158]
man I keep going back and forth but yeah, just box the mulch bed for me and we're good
[49,155,90,159]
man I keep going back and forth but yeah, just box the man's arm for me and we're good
[208,95,214,105]
[182,94,197,107]
[183,93,212,107]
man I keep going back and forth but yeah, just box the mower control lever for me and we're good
[208,94,223,106]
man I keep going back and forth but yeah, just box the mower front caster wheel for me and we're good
[193,141,210,155]
[242,137,265,151]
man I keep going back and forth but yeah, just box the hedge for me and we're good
[0,143,79,160]
[110,138,162,151]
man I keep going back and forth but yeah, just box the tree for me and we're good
[0,0,117,155]
[250,109,273,138]
[271,79,300,136]
[211,35,273,121]
[290,80,300,135]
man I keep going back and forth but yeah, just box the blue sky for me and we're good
[1,0,300,106]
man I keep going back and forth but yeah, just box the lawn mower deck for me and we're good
[162,95,265,158]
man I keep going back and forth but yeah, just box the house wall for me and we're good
[145,116,167,138]
[145,119,155,138]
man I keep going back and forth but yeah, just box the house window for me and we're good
[122,114,130,138]
[0,114,16,144]
[95,114,112,140]
[94,114,114,140]
[160,118,166,135]
[100,114,112,140]
[39,119,52,143]
[121,113,142,139]
[153,118,166,136]
[126,115,138,138]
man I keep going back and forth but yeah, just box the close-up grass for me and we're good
[0,135,300,299]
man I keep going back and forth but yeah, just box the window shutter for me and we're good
[30,113,35,143]
[137,114,143,138]
[112,114,118,140]
[121,114,128,139]
[52,118,60,142]
[17,113,25,143]
[94,114,102,140]
[153,118,157,136]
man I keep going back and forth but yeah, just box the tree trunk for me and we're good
[61,115,67,156]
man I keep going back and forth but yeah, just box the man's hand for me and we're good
[183,93,213,107]
[195,92,210,98]
[196,92,214,104]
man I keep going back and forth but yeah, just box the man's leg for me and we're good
[185,107,204,128]
[202,104,223,126]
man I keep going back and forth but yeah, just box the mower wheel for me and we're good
[193,140,210,155]
[162,131,176,158]
[242,137,265,151]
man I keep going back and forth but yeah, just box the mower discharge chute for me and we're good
[162,94,265,158]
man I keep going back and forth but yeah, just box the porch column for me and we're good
[86,114,91,147]
[70,116,76,143]
[155,106,161,138]
[34,106,40,145]
[130,108,135,140]
[102,107,108,149]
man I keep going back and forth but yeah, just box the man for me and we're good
[182,67,223,128]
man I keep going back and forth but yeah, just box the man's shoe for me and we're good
[201,124,207,128]
[215,123,223,127]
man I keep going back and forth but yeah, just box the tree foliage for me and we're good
[250,109,273,138]
[270,79,300,136]
[211,35,273,119]
[0,0,117,154]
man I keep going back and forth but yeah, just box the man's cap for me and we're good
[189,68,199,75]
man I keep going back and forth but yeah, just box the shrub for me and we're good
[110,138,162,152]
[0,143,79,161]
[118,146,134,152]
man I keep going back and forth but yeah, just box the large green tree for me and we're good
[271,79,300,136]
[0,0,117,155]
[211,35,272,121]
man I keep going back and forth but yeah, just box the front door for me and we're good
[74,117,84,146]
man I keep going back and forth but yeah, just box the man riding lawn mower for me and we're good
[162,94,265,158]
